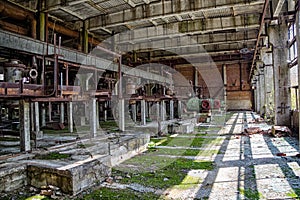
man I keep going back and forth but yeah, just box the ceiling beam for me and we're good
[273,0,285,17]
[88,0,264,31]
[60,7,84,20]
[112,14,260,43]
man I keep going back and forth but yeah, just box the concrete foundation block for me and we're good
[0,163,28,192]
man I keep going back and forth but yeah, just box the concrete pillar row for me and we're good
[269,23,291,126]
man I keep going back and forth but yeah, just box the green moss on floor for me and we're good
[147,148,220,157]
[99,120,120,132]
[113,156,213,189]
[79,187,160,200]
[158,137,223,148]
[239,188,264,200]
[34,152,71,160]
[173,175,202,189]
[287,188,300,199]
[42,128,70,134]
[0,137,19,141]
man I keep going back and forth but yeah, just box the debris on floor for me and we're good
[242,126,292,138]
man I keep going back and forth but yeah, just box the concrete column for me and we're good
[269,24,290,125]
[119,99,125,131]
[178,100,182,118]
[255,71,261,113]
[67,102,73,133]
[254,87,258,112]
[104,101,108,122]
[60,103,64,124]
[20,100,30,152]
[131,104,137,122]
[30,103,34,132]
[258,66,265,115]
[261,47,274,119]
[48,102,52,122]
[89,98,97,137]
[160,100,165,121]
[156,102,160,120]
[96,102,100,129]
[34,102,42,139]
[82,20,89,54]
[223,64,227,107]
[39,4,46,42]
[141,100,146,126]
[170,100,174,120]
[41,103,46,127]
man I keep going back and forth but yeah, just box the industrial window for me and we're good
[288,22,298,110]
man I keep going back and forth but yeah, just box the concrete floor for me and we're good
[106,112,300,200]
[0,112,300,199]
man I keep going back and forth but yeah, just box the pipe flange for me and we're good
[29,68,38,79]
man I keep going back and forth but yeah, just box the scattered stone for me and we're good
[276,153,286,157]
[29,187,39,193]
[49,185,60,191]
[106,177,113,184]
[115,176,123,180]
[40,189,53,196]
[125,174,131,178]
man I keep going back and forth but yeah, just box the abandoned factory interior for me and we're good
[1,0,300,199]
